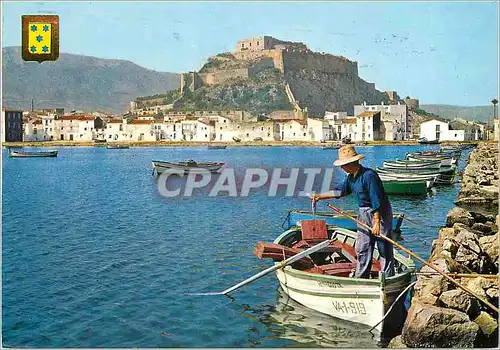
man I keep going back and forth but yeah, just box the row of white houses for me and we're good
[20,111,491,143]
[22,114,334,142]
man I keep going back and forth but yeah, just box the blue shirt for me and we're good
[335,165,389,214]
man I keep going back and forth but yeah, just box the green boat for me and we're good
[381,179,429,195]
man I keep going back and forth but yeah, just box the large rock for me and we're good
[387,335,407,348]
[473,311,498,336]
[414,275,450,305]
[402,301,479,348]
[438,289,480,318]
[463,277,492,299]
[446,207,475,227]
[479,232,499,267]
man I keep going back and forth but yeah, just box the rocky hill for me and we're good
[143,38,391,117]
[2,46,179,113]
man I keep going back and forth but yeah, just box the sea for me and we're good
[2,145,470,348]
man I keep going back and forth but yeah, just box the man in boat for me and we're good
[310,145,395,278]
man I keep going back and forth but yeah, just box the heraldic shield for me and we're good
[22,15,59,63]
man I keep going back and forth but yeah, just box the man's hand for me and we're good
[372,211,381,236]
[372,220,381,236]
[309,193,321,203]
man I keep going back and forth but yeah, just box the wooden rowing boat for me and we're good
[8,150,58,158]
[152,159,225,174]
[381,178,430,195]
[258,221,415,336]
[106,144,130,149]
[282,210,405,234]
[376,166,456,185]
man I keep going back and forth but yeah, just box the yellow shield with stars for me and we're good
[22,15,59,62]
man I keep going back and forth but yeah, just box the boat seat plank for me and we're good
[253,242,315,269]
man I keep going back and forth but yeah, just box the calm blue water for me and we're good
[2,145,468,347]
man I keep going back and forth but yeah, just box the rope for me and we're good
[368,281,417,334]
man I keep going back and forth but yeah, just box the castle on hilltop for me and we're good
[180,36,359,94]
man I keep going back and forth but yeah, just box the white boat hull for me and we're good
[271,227,415,337]
[276,269,385,332]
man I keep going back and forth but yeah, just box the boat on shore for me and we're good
[207,145,227,150]
[322,145,341,150]
[255,223,415,336]
[152,159,225,175]
[8,150,58,158]
[106,144,130,149]
[418,137,440,144]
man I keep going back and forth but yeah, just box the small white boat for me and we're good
[152,159,225,175]
[407,155,454,167]
[259,223,415,336]
[383,160,441,170]
[9,150,58,158]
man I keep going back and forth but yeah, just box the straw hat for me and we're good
[333,145,365,166]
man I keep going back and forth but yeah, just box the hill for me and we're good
[147,37,391,117]
[420,104,495,124]
[2,47,179,114]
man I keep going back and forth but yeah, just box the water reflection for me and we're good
[257,287,382,348]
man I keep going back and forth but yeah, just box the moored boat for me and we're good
[322,145,341,150]
[152,159,225,175]
[383,160,441,170]
[207,145,227,150]
[8,150,58,158]
[258,223,415,336]
[381,178,430,195]
[378,173,437,188]
[106,144,130,149]
[282,209,406,233]
[376,166,456,185]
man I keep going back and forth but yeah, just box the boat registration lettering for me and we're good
[332,301,367,315]
[317,280,342,288]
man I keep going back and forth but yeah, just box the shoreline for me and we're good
[2,140,490,148]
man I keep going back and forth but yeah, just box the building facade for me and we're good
[2,108,23,142]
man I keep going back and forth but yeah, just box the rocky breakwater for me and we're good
[456,143,499,207]
[390,143,499,348]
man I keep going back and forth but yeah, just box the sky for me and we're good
[1,1,499,106]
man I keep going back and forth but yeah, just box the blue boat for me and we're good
[282,209,405,235]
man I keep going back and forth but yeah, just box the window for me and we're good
[220,127,223,130]
[261,127,264,131]
[303,133,306,136]
[246,133,249,137]
[205,134,207,138]
[84,127,87,131]
[293,133,296,136]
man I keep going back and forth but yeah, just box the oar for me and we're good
[185,238,335,296]
[416,272,498,279]
[326,203,499,314]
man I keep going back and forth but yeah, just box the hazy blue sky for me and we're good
[2,1,498,106]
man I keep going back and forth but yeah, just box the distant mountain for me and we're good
[2,47,179,114]
[420,104,496,124]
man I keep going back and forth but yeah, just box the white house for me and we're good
[494,118,498,141]
[276,119,308,141]
[419,118,468,141]
[354,111,383,141]
[55,115,97,141]
[23,119,46,141]
[105,118,127,141]
[354,102,410,139]
[215,120,279,142]
[307,117,332,141]
[126,119,156,141]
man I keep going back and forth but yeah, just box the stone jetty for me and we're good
[390,143,499,348]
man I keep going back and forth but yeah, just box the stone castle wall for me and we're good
[281,50,358,75]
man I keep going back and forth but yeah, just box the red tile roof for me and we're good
[60,115,94,121]
[357,111,380,118]
[128,119,154,125]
